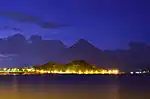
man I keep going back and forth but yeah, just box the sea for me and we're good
[0,75,150,99]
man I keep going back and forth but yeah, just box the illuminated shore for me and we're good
[37,69,119,74]
[0,68,119,75]
[0,60,121,75]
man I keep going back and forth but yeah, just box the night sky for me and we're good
[0,0,149,50]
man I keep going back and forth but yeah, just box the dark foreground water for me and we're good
[0,75,150,99]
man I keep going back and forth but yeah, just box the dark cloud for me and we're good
[39,22,66,29]
[12,28,22,32]
[0,11,65,29]
[0,26,22,32]
[0,11,40,23]
[4,26,9,29]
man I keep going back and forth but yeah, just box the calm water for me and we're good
[0,75,150,99]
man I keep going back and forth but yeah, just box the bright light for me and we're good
[27,69,32,72]
[90,70,93,74]
[95,70,98,74]
[78,71,82,74]
[113,70,119,74]
[0,67,120,75]
[3,68,7,71]
[66,70,71,74]
[101,70,105,74]
[135,72,140,74]
[53,70,58,73]
[85,70,88,74]
[58,71,63,74]
[108,70,111,74]
[130,72,134,74]
[72,71,76,74]
[40,70,44,73]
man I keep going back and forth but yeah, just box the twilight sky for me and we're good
[0,0,149,50]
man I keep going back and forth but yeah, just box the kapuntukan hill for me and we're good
[0,60,119,75]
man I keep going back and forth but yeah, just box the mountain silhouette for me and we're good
[0,33,150,71]
[60,39,118,68]
[105,42,150,71]
[70,39,97,49]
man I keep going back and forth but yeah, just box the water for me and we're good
[0,75,150,99]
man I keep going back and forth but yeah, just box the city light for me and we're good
[0,67,120,75]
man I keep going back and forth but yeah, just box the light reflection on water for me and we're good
[0,75,149,99]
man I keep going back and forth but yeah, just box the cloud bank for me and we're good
[0,54,17,60]
[0,11,65,29]
[0,26,22,32]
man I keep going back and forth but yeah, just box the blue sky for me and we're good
[0,0,149,49]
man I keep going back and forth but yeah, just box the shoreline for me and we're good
[0,73,149,76]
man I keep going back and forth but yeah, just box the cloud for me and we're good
[0,54,17,60]
[0,26,22,32]
[0,11,65,29]
[39,22,66,28]
[0,11,40,23]
[0,54,9,58]
[4,26,9,29]
[12,28,22,32]
[0,54,17,57]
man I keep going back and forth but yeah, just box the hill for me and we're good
[0,34,150,71]
[33,60,99,72]
[60,39,119,68]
